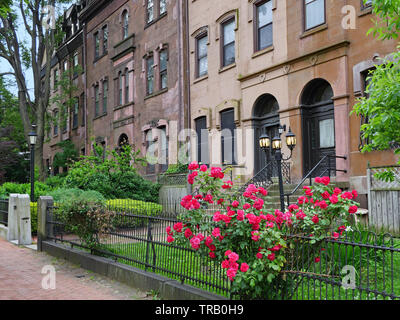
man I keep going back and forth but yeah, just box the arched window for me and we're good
[118,134,129,147]
[122,10,129,40]
[301,78,333,106]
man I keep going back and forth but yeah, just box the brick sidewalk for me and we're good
[0,238,152,300]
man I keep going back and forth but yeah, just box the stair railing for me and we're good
[284,155,347,207]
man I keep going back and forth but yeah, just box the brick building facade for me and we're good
[43,0,188,180]
[187,0,399,208]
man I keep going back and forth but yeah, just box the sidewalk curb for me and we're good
[42,240,228,301]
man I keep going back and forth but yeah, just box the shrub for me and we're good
[63,144,160,202]
[55,197,114,250]
[107,199,162,215]
[166,162,360,300]
[48,188,105,203]
[0,182,51,202]
[107,199,163,228]
[44,175,66,190]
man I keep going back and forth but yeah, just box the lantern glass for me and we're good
[259,134,271,149]
[29,133,37,145]
[272,136,282,150]
[285,127,297,150]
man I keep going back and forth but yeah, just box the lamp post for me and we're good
[28,125,37,202]
[259,125,296,212]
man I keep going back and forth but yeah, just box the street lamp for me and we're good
[260,125,297,212]
[28,125,37,202]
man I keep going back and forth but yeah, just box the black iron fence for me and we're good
[45,201,230,297]
[0,199,9,226]
[44,200,400,300]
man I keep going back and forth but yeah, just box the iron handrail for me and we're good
[284,155,347,206]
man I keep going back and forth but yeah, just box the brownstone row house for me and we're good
[43,0,188,180]
[187,0,399,208]
[43,0,399,209]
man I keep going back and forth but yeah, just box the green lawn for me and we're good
[98,237,400,300]
[101,241,230,297]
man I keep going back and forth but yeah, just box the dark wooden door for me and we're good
[302,103,336,177]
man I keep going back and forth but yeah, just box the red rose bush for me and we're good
[166,162,360,299]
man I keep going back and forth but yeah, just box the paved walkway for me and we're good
[0,238,153,300]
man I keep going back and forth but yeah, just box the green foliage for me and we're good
[63,144,160,202]
[44,175,66,189]
[106,199,162,216]
[30,202,37,234]
[107,199,163,228]
[162,163,188,175]
[55,197,114,250]
[52,140,79,171]
[352,1,400,182]
[367,0,400,40]
[0,181,51,202]
[48,188,105,203]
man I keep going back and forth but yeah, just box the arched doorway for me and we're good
[301,79,336,176]
[252,94,280,174]
[118,133,129,148]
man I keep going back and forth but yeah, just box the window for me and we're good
[220,109,236,165]
[103,79,108,113]
[255,0,273,51]
[196,33,208,78]
[221,18,235,67]
[118,72,123,105]
[362,0,372,9]
[147,0,154,24]
[304,0,325,30]
[61,107,67,133]
[160,49,168,90]
[54,69,59,90]
[63,60,68,73]
[195,116,209,165]
[125,69,130,103]
[146,55,154,95]
[72,99,79,129]
[95,85,100,117]
[94,32,100,59]
[159,0,167,15]
[73,51,79,77]
[102,25,108,53]
[53,111,59,136]
[159,126,168,172]
[146,130,156,174]
[359,68,375,150]
[80,93,85,127]
[122,11,129,40]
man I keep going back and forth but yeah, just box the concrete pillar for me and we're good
[6,194,18,241]
[17,194,32,245]
[37,196,54,252]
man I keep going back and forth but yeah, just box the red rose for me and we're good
[321,176,330,186]
[200,164,208,172]
[188,161,199,171]
[267,253,275,261]
[312,215,319,224]
[240,263,249,272]
[348,205,358,214]
[321,191,330,199]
